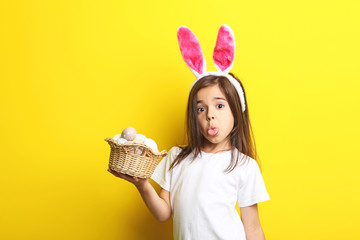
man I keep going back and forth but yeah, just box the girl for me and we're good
[108,25,270,240]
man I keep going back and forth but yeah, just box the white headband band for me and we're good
[177,24,246,112]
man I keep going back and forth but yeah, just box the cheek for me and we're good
[197,116,208,134]
[223,110,235,128]
[197,115,206,127]
[196,114,202,125]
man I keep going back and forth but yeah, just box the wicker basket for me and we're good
[105,137,167,178]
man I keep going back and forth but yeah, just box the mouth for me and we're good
[207,126,219,136]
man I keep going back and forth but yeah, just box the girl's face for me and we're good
[196,84,234,152]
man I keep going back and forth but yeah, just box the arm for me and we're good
[108,169,171,222]
[136,181,171,222]
[240,204,266,240]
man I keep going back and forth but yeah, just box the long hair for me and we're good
[169,73,260,173]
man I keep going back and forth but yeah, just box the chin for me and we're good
[205,136,221,144]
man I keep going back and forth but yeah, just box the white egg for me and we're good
[116,138,127,144]
[144,138,159,153]
[135,134,147,141]
[112,134,121,141]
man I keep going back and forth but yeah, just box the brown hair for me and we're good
[169,73,261,173]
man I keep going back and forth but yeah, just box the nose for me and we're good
[207,109,215,121]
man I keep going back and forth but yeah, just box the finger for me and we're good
[107,168,117,175]
[108,169,123,178]
[117,172,135,182]
[107,169,138,183]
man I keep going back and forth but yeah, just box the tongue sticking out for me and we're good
[208,127,218,136]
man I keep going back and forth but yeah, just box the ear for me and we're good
[213,24,235,73]
[177,26,207,77]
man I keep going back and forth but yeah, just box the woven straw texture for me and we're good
[105,137,167,178]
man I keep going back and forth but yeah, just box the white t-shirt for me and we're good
[151,146,270,240]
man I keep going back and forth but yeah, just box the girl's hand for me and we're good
[107,168,148,188]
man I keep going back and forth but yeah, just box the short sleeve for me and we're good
[237,159,270,207]
[150,146,180,192]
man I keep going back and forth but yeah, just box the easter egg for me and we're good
[121,127,137,141]
[133,139,144,144]
[127,148,135,154]
[116,138,127,144]
[144,138,159,153]
[127,148,143,155]
[135,134,147,141]
[124,140,134,145]
[135,148,144,155]
[112,134,121,141]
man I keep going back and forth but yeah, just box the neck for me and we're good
[201,138,232,153]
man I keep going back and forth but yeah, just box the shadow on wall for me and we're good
[129,182,173,239]
[110,181,173,240]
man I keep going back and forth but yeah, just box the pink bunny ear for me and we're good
[213,24,235,73]
[177,26,206,77]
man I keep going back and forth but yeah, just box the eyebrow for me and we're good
[196,97,227,104]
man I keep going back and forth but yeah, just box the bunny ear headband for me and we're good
[177,24,246,112]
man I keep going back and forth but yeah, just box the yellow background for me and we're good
[1,0,359,239]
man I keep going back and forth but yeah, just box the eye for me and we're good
[197,107,205,113]
[217,104,224,109]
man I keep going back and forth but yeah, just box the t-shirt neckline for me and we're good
[200,149,232,156]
